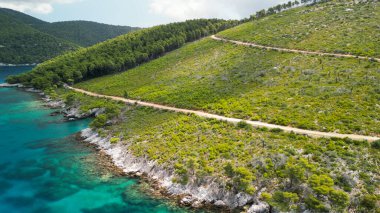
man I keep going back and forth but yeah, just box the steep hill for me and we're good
[218,0,380,57]
[0,7,46,26]
[60,0,379,136]
[37,21,139,47]
[0,12,78,64]
[7,19,238,86]
[0,8,138,64]
[75,37,380,136]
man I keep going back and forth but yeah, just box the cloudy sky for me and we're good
[0,0,287,27]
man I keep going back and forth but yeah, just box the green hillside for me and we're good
[53,82,379,213]
[0,7,46,26]
[8,1,380,135]
[0,12,78,64]
[69,0,380,136]
[0,8,138,64]
[7,0,380,211]
[37,21,139,47]
[218,0,380,57]
[76,38,380,135]
[7,19,237,86]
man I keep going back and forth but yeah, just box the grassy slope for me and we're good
[218,1,380,58]
[77,38,380,135]
[57,89,380,212]
[58,1,379,210]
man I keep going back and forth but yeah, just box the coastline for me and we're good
[79,128,261,212]
[0,63,38,67]
[0,83,269,212]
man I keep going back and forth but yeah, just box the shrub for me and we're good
[90,114,107,128]
[371,140,380,149]
[233,167,256,194]
[308,174,334,195]
[261,192,272,201]
[123,91,129,98]
[65,94,77,105]
[236,121,252,130]
[110,137,119,144]
[270,128,283,133]
[305,195,329,212]
[329,190,349,210]
[359,194,378,210]
[269,191,299,211]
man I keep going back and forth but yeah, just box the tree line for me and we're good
[7,19,238,89]
[244,0,332,21]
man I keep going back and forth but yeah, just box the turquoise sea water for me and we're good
[0,66,189,213]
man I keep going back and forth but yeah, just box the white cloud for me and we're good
[149,0,287,21]
[0,0,78,14]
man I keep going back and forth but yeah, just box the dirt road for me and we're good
[211,35,380,62]
[67,86,380,142]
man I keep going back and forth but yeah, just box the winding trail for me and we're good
[67,86,379,142]
[211,35,380,62]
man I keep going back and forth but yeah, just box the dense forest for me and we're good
[7,19,238,89]
[0,12,78,64]
[0,8,138,64]
[36,21,139,47]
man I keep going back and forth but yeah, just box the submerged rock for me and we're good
[5,196,35,207]
[35,181,80,201]
[81,203,128,213]
[4,167,46,180]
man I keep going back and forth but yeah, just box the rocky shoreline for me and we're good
[0,83,101,120]
[0,63,38,66]
[0,83,269,212]
[80,128,258,212]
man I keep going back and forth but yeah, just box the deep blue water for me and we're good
[0,66,188,213]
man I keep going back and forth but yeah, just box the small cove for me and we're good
[0,66,192,213]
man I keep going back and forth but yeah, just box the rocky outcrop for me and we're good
[247,202,270,213]
[80,128,269,211]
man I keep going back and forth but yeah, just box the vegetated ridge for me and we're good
[0,8,139,64]
[73,0,380,136]
[218,0,380,57]
[7,19,238,88]
[35,21,139,47]
[0,11,78,64]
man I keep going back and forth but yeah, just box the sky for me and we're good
[0,0,287,27]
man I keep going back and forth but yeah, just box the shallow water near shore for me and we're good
[0,66,192,213]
